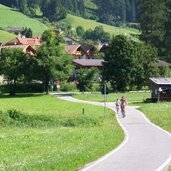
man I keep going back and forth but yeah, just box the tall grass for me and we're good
[0,94,124,170]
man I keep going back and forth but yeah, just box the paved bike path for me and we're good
[57,95,171,171]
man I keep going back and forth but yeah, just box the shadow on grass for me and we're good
[0,93,45,99]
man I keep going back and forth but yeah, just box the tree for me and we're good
[102,35,159,91]
[131,42,159,89]
[138,0,167,55]
[82,26,111,43]
[36,29,73,94]
[76,26,84,37]
[165,0,171,58]
[21,27,33,38]
[0,48,26,96]
[76,68,99,92]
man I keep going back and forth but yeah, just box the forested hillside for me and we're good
[1,0,138,25]
[94,0,138,24]
[1,0,170,58]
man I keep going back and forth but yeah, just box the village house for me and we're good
[3,36,102,69]
[73,59,104,69]
[0,45,36,56]
[157,60,171,68]
[82,44,96,58]
[4,26,24,35]
[65,44,96,59]
[98,43,108,53]
[64,36,80,45]
[149,77,171,101]
[5,36,42,47]
[65,44,87,59]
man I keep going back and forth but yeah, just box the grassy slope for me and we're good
[62,14,140,36]
[0,30,16,43]
[0,4,47,37]
[0,94,124,170]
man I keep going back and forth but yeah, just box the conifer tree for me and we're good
[138,0,167,55]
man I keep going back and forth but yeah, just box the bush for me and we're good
[60,83,77,92]
[91,83,100,92]
[0,83,44,94]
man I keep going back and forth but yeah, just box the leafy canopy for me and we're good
[103,35,159,91]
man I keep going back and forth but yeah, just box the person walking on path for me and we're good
[115,98,120,114]
[120,96,127,118]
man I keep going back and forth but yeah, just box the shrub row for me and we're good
[0,83,44,94]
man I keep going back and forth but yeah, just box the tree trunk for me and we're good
[45,76,49,94]
[9,80,16,96]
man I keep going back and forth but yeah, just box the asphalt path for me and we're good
[56,95,171,171]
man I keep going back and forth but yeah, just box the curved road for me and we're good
[57,95,171,171]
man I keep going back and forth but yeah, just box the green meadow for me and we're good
[0,94,124,171]
[62,14,140,37]
[0,4,47,37]
[139,102,171,132]
[74,92,150,104]
[74,92,171,133]
[0,30,16,43]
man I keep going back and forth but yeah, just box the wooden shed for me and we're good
[149,77,171,101]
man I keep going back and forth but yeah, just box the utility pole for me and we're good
[104,82,107,116]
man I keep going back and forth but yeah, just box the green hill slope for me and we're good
[0,4,47,36]
[62,14,140,37]
[0,30,16,43]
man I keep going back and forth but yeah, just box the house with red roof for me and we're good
[5,36,42,47]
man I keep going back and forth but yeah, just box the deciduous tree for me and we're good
[36,29,73,94]
[0,48,26,95]
[103,35,159,91]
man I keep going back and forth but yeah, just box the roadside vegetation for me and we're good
[139,102,171,132]
[0,94,124,170]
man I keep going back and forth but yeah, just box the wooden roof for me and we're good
[157,60,171,67]
[0,45,36,54]
[149,77,171,85]
[65,45,81,54]
[73,59,104,67]
[5,37,42,46]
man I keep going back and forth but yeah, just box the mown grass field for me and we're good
[74,92,150,104]
[0,4,47,37]
[0,94,124,171]
[74,92,171,133]
[0,30,16,43]
[139,102,171,132]
[62,14,140,37]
